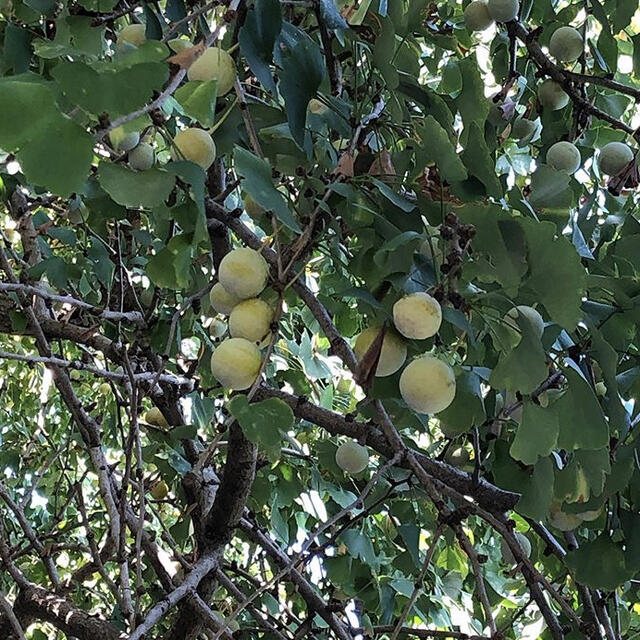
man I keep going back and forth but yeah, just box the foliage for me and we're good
[1,0,640,639]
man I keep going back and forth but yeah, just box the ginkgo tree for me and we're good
[1,0,640,639]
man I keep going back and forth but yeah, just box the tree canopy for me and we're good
[1,0,640,639]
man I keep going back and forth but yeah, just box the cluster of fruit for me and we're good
[113,27,238,171]
[465,2,636,178]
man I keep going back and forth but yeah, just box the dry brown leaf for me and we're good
[369,149,396,178]
[167,41,206,70]
[334,151,355,177]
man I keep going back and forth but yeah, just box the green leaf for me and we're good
[510,401,559,466]
[461,122,502,198]
[457,56,490,140]
[239,0,282,94]
[417,116,467,184]
[146,234,193,289]
[521,219,586,329]
[528,165,574,213]
[372,15,398,89]
[0,79,93,195]
[228,395,294,460]
[98,163,176,209]
[52,61,169,117]
[175,80,218,128]
[437,370,485,436]
[566,536,634,591]
[279,36,325,148]
[490,313,547,394]
[234,146,301,231]
[556,368,609,451]
[4,24,33,73]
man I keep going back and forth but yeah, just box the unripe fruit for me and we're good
[501,532,532,564]
[335,440,369,474]
[393,292,442,340]
[487,0,519,22]
[208,318,228,339]
[537,80,569,110]
[598,141,634,176]
[546,141,581,174]
[98,382,112,396]
[244,194,265,219]
[70,370,82,381]
[151,480,169,500]
[187,48,236,95]
[110,128,140,153]
[128,143,155,171]
[445,446,470,467]
[399,356,456,414]
[353,327,407,377]
[512,117,539,141]
[308,98,329,115]
[172,128,216,170]
[464,1,494,31]
[505,305,544,338]
[209,282,241,315]
[117,24,146,50]
[210,338,262,390]
[229,298,274,343]
[595,381,606,397]
[145,407,169,428]
[548,26,583,63]
[218,248,269,300]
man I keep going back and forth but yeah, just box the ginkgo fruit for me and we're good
[546,141,581,174]
[172,128,216,170]
[487,0,519,22]
[504,305,544,338]
[393,292,442,340]
[548,26,583,62]
[187,48,236,95]
[537,79,569,110]
[117,24,146,50]
[353,327,407,377]
[110,128,140,152]
[210,337,262,390]
[244,194,265,219]
[598,141,634,176]
[399,356,456,414]
[229,298,274,343]
[209,282,241,315]
[151,481,169,500]
[98,382,111,396]
[501,532,532,564]
[128,143,155,171]
[218,247,270,299]
[464,1,494,31]
[144,407,169,428]
[335,440,369,474]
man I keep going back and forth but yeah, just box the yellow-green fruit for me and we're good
[70,370,82,381]
[210,338,262,390]
[512,117,539,141]
[393,292,442,340]
[173,128,216,170]
[187,48,236,95]
[98,382,112,396]
[549,26,583,62]
[487,0,519,22]
[308,98,329,115]
[598,141,634,176]
[145,407,169,428]
[537,79,569,110]
[168,38,191,53]
[353,327,407,377]
[244,194,265,219]
[505,305,544,339]
[117,24,146,50]
[445,446,471,467]
[128,143,155,171]
[229,298,274,343]
[110,128,140,152]
[209,282,241,315]
[595,381,606,397]
[464,1,494,31]
[208,318,228,339]
[546,141,581,174]
[151,481,169,500]
[501,532,532,564]
[399,356,456,414]
[335,440,369,474]
[218,247,269,300]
